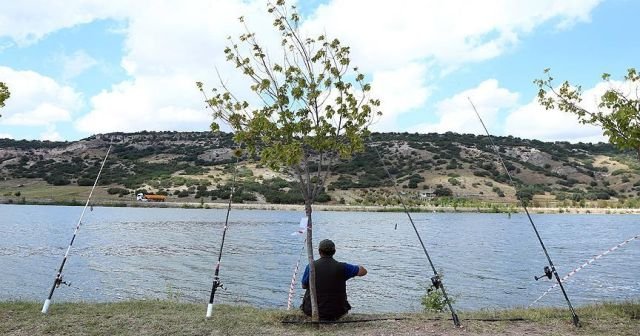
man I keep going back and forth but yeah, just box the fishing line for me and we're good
[287,239,306,310]
[41,145,112,314]
[206,149,241,318]
[468,98,580,327]
[369,137,461,327]
[529,234,639,307]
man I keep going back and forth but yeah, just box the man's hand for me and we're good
[357,266,367,276]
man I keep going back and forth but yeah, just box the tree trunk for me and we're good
[304,200,319,321]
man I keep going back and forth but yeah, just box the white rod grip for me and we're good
[206,303,213,318]
[42,299,51,314]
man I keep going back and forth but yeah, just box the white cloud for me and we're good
[75,75,210,133]
[0,1,127,46]
[305,1,599,71]
[0,0,604,138]
[304,0,602,71]
[0,0,274,135]
[73,0,274,134]
[370,62,432,131]
[0,66,82,127]
[301,0,601,128]
[503,80,640,143]
[60,50,98,80]
[4,104,72,126]
[0,0,602,67]
[118,1,271,77]
[0,133,13,139]
[40,126,64,141]
[504,101,606,143]
[410,79,519,135]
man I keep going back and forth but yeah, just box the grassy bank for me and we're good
[1,301,638,335]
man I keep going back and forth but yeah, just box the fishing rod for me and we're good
[42,145,112,314]
[468,98,580,327]
[370,138,461,327]
[529,234,639,307]
[206,150,241,318]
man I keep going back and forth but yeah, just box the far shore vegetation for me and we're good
[4,131,640,215]
[1,300,638,335]
[4,196,640,215]
[2,180,640,215]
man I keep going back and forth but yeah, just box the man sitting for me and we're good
[300,239,367,320]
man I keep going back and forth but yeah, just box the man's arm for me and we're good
[301,265,309,289]
[344,263,367,279]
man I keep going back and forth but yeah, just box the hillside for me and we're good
[1,131,640,209]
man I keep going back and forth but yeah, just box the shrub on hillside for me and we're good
[77,178,95,186]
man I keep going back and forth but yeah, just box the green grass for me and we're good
[1,301,290,336]
[0,180,125,203]
[1,301,638,336]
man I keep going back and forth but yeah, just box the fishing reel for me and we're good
[430,275,442,290]
[212,279,225,291]
[54,276,71,288]
[534,266,553,281]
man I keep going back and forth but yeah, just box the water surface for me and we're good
[1,204,638,313]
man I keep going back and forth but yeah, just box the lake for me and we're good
[1,204,638,313]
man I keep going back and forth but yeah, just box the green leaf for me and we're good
[210,122,220,133]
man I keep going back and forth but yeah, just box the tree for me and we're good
[0,82,10,117]
[535,68,640,159]
[197,0,380,321]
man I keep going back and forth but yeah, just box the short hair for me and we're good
[318,239,336,256]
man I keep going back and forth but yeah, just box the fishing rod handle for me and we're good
[41,299,51,314]
[206,303,214,318]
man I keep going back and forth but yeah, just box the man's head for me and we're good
[318,239,336,257]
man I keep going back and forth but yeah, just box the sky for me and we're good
[0,0,638,143]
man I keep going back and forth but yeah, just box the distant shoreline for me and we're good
[3,198,640,214]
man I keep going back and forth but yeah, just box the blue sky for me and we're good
[0,0,637,142]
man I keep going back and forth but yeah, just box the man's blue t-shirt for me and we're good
[301,262,360,287]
